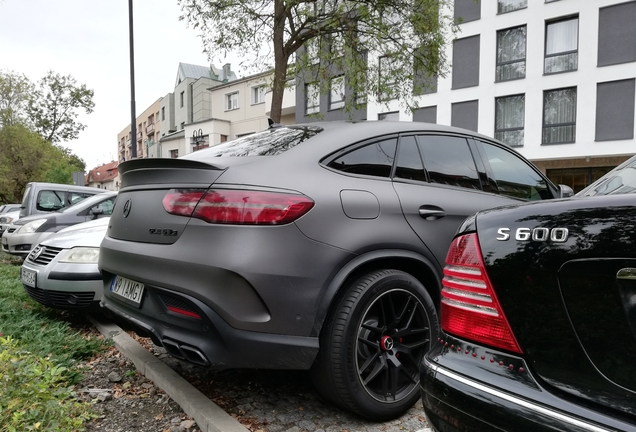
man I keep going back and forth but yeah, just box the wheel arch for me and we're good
[311,249,443,338]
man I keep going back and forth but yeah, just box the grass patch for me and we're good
[0,251,106,430]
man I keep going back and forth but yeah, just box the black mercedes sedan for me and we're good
[420,156,636,431]
[99,121,571,420]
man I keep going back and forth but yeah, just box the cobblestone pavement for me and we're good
[141,337,433,432]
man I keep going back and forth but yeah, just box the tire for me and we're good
[311,269,439,421]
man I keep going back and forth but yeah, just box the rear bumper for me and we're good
[101,287,319,370]
[98,222,350,369]
[420,337,633,432]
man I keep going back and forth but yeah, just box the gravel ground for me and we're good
[77,343,199,432]
[77,322,432,432]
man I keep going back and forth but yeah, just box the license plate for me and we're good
[110,275,145,305]
[21,267,36,288]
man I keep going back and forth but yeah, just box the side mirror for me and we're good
[558,184,574,198]
[90,207,104,219]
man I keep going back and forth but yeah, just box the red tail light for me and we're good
[163,189,314,225]
[441,233,522,354]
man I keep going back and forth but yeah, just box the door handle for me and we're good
[419,206,446,220]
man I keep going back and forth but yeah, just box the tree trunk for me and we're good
[270,0,288,124]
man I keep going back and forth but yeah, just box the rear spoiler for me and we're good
[118,158,226,189]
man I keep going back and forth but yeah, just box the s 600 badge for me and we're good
[497,227,568,242]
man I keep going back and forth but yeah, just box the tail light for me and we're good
[441,233,522,354]
[163,189,314,225]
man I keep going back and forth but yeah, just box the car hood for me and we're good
[40,218,109,248]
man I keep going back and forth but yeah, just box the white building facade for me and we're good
[367,0,636,192]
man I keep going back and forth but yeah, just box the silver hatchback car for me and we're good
[20,217,109,310]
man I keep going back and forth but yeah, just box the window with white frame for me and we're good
[329,76,345,110]
[331,33,344,58]
[226,92,239,110]
[498,0,527,14]
[305,83,320,114]
[251,85,266,105]
[496,26,526,82]
[378,112,399,121]
[543,87,576,144]
[495,94,525,147]
[379,55,397,101]
[545,16,579,74]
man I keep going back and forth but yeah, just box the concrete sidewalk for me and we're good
[88,314,249,432]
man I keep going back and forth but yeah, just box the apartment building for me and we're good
[116,98,162,162]
[365,0,636,192]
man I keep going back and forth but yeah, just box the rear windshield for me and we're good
[185,126,323,158]
[577,157,636,196]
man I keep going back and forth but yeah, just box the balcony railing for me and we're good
[137,131,143,140]
[146,123,155,134]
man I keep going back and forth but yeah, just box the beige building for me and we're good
[117,98,162,162]
[157,69,293,159]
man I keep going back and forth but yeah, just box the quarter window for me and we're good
[481,143,550,200]
[543,87,577,144]
[495,94,525,147]
[418,136,480,190]
[545,16,578,74]
[327,139,398,178]
[496,26,526,82]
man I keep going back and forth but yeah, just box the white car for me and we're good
[20,217,109,310]
[0,210,20,237]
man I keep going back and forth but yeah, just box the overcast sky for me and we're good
[0,0,238,170]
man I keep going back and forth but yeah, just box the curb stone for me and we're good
[87,313,249,432]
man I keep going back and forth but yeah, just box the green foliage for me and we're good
[0,255,105,382]
[0,69,33,128]
[0,124,52,203]
[0,336,96,431]
[0,125,86,203]
[178,0,458,121]
[27,71,95,144]
[0,253,105,430]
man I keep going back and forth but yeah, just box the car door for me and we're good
[392,134,515,267]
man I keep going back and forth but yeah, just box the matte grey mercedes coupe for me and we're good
[99,121,570,420]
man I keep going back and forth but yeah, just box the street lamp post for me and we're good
[128,0,137,159]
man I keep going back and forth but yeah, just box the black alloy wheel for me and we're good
[311,269,439,421]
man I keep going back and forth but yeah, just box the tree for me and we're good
[0,69,33,128]
[0,125,86,203]
[27,71,95,144]
[178,0,457,122]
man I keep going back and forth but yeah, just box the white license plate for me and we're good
[110,276,145,305]
[21,267,36,288]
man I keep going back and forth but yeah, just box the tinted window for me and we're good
[577,156,636,196]
[189,126,323,158]
[418,136,481,190]
[328,138,397,178]
[395,136,426,181]
[481,143,550,200]
[92,197,116,215]
[69,192,94,206]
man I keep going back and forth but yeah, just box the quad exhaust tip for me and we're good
[161,338,210,367]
